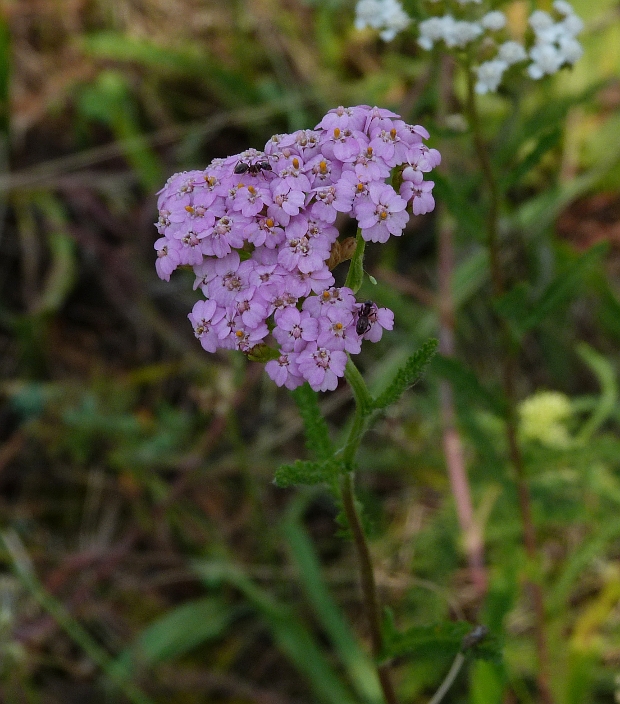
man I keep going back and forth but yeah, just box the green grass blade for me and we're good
[548,518,620,612]
[283,518,383,704]
[575,343,618,444]
[195,562,359,704]
[110,597,236,681]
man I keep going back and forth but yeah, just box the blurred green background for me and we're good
[1,0,620,702]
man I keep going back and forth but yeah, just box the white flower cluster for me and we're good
[354,0,410,41]
[417,15,483,50]
[354,0,583,95]
[527,2,584,79]
[475,1,583,92]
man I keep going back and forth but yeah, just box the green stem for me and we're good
[428,653,465,704]
[339,359,399,704]
[464,62,554,704]
[339,473,399,704]
[345,230,366,293]
[342,357,373,470]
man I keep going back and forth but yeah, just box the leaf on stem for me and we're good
[344,231,366,294]
[372,338,439,411]
[291,383,334,461]
[382,620,501,664]
[274,457,346,487]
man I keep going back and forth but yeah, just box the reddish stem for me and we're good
[438,217,487,598]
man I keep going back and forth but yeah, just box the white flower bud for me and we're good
[498,40,527,65]
[475,59,508,94]
[481,11,506,31]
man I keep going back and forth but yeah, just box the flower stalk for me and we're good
[339,362,399,704]
[339,472,399,704]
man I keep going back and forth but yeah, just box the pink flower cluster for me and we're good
[154,105,439,391]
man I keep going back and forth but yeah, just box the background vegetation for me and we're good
[1,0,620,702]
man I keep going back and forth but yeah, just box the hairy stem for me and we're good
[340,359,399,704]
[342,357,373,468]
[340,473,399,704]
[465,64,553,704]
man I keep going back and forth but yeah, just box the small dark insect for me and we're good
[461,625,489,651]
[356,300,375,336]
[234,159,273,176]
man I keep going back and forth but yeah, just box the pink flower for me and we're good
[297,344,347,392]
[401,180,435,215]
[188,299,226,352]
[154,237,181,281]
[267,184,305,226]
[274,307,319,352]
[357,303,394,343]
[265,352,304,390]
[356,183,409,242]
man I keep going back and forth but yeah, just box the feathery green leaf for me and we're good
[373,338,438,411]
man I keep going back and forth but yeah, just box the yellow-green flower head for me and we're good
[518,391,573,448]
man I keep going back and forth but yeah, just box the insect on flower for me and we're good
[155,105,435,391]
[356,300,375,335]
[234,158,273,176]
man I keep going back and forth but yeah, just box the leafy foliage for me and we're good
[494,242,608,338]
[291,383,335,461]
[383,618,502,664]
[344,231,367,294]
[274,457,346,487]
[372,339,439,410]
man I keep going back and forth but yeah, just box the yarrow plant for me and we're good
[155,105,440,392]
[355,0,583,94]
[154,107,443,704]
